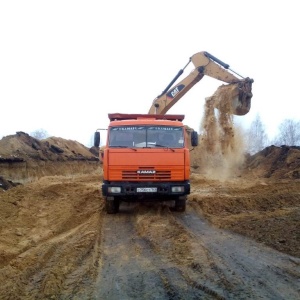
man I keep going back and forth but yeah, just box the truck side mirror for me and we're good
[191,131,198,147]
[94,132,100,147]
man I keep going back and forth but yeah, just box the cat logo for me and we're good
[137,170,156,174]
[166,84,185,99]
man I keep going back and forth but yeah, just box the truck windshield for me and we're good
[108,126,184,148]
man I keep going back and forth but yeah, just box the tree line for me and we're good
[246,116,300,154]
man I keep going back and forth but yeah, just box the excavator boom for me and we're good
[148,51,253,116]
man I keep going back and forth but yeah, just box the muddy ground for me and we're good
[0,132,300,299]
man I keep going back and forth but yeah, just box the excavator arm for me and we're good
[148,51,253,116]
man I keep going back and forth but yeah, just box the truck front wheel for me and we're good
[174,196,186,212]
[105,197,120,214]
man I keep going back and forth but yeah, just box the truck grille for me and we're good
[122,170,171,180]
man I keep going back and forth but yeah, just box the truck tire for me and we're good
[175,196,186,212]
[105,197,120,214]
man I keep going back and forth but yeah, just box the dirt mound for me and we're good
[189,175,300,258]
[0,132,97,162]
[243,145,300,179]
[0,132,100,185]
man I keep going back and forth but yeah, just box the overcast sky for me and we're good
[1,1,299,146]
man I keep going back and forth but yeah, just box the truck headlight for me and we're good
[108,187,121,193]
[171,186,184,193]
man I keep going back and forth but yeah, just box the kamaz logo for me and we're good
[137,170,156,174]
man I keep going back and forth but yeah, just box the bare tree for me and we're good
[246,114,268,154]
[273,119,300,146]
[30,129,49,140]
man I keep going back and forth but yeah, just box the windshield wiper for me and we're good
[154,144,175,152]
[110,145,129,148]
[110,145,137,151]
[141,144,165,149]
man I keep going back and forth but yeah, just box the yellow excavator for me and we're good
[148,51,253,116]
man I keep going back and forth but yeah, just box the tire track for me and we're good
[175,205,300,299]
[94,203,223,299]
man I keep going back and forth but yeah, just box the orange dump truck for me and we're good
[94,113,198,214]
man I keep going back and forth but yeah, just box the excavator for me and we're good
[148,51,253,116]
[94,51,253,213]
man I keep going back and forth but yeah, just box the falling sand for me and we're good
[198,84,245,180]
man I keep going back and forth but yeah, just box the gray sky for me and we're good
[1,0,299,146]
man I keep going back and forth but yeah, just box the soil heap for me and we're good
[0,132,100,186]
[243,145,300,179]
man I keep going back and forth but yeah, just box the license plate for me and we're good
[137,187,157,193]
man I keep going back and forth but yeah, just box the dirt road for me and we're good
[0,173,300,299]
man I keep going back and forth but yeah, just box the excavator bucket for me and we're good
[208,78,254,116]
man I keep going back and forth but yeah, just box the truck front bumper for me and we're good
[102,181,190,200]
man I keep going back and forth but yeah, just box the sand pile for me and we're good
[243,145,300,179]
[0,132,100,185]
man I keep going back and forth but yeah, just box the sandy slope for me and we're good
[0,173,299,299]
